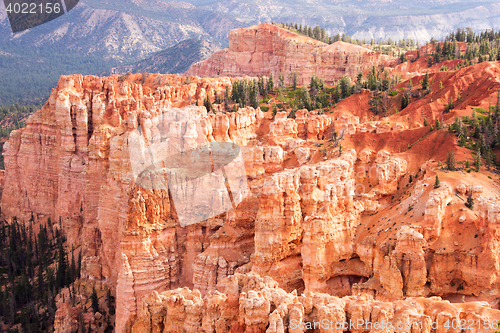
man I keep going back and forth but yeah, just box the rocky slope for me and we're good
[2,59,500,331]
[186,23,395,86]
[106,39,221,76]
[0,0,240,106]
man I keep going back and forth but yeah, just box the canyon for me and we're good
[2,23,500,332]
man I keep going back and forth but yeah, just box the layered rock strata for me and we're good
[186,23,395,86]
[132,272,500,333]
[3,74,500,333]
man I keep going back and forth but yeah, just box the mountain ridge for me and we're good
[105,38,220,75]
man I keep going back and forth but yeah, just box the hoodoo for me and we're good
[2,23,500,333]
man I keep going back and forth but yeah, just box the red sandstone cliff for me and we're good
[3,65,500,332]
[185,23,396,86]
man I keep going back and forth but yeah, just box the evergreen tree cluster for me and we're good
[427,39,460,65]
[356,66,404,116]
[357,66,397,93]
[445,28,500,45]
[277,22,418,52]
[203,75,276,114]
[230,78,262,109]
[280,22,332,44]
[429,27,500,66]
[450,95,500,170]
[304,74,330,111]
[446,150,456,171]
[289,74,334,112]
[222,71,359,116]
[0,216,81,331]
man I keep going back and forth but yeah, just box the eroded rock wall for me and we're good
[186,23,395,86]
[4,73,500,333]
[132,272,500,333]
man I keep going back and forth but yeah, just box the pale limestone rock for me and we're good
[131,273,500,333]
[422,183,453,240]
[358,148,375,163]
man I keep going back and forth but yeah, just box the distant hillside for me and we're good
[0,0,241,106]
[106,39,220,75]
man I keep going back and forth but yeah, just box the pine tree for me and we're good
[250,80,260,109]
[478,134,487,155]
[224,85,230,112]
[458,135,466,147]
[56,239,67,289]
[107,288,115,316]
[368,66,378,91]
[485,148,494,169]
[70,248,76,284]
[77,251,82,279]
[203,94,213,113]
[435,118,441,129]
[271,104,278,119]
[38,259,44,300]
[290,71,298,90]
[279,73,285,89]
[259,76,267,97]
[450,117,461,133]
[446,150,456,171]
[401,93,409,110]
[340,75,351,99]
[465,191,474,209]
[91,287,99,313]
[474,151,481,172]
[267,74,274,93]
[356,71,363,85]
[434,175,441,188]
[381,72,390,91]
[301,88,312,111]
[495,89,500,121]
[424,118,429,126]
[422,71,430,90]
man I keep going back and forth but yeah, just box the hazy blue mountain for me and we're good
[0,0,241,105]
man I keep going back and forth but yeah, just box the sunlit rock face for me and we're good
[186,23,395,86]
[4,72,500,333]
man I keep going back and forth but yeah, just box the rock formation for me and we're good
[185,23,395,86]
[3,65,500,332]
[132,272,500,333]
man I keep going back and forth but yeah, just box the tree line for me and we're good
[449,98,500,171]
[277,22,419,51]
[0,215,81,332]
[0,41,115,107]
